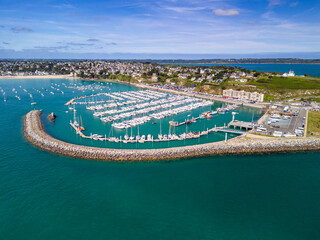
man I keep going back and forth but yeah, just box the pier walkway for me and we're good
[70,121,245,143]
[214,127,246,135]
[228,120,254,130]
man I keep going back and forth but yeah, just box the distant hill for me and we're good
[143,58,320,64]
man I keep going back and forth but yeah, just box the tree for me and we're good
[78,71,84,78]
[253,72,261,77]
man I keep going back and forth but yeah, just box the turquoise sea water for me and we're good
[1,77,320,240]
[1,78,262,149]
[163,63,320,77]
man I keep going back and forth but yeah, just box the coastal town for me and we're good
[1,60,320,141]
[0,60,261,86]
[2,60,320,101]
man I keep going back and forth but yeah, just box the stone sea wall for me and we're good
[24,110,320,161]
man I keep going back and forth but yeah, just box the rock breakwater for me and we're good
[24,110,320,161]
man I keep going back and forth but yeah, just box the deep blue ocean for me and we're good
[1,64,320,240]
[163,63,320,77]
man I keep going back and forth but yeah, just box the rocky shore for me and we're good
[24,110,320,161]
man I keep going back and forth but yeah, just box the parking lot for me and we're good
[258,105,307,137]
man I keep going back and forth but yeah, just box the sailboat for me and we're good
[158,119,163,140]
[168,125,172,139]
[136,125,140,141]
[73,106,80,128]
[122,130,128,143]
[124,128,129,140]
[79,115,85,131]
[129,127,135,141]
[138,134,145,143]
[169,120,178,127]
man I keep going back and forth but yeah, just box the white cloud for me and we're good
[213,9,239,16]
[164,6,206,13]
[11,27,33,33]
[290,1,299,7]
[268,0,284,7]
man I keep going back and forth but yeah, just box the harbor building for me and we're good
[223,89,264,102]
[283,70,295,77]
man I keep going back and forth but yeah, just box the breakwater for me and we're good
[24,110,320,161]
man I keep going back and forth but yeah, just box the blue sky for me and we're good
[0,0,320,58]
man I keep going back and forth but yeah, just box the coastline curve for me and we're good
[24,110,320,161]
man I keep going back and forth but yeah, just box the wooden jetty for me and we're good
[173,116,200,127]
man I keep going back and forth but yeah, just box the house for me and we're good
[283,70,295,77]
[151,73,158,82]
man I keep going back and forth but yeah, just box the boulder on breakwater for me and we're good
[23,110,320,161]
[47,112,56,122]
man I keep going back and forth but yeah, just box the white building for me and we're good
[223,89,264,102]
[283,70,295,77]
[273,131,283,137]
[151,73,158,82]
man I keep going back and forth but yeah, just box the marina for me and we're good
[70,120,245,143]
[0,77,263,149]
[66,87,249,145]
[1,74,320,240]
[24,110,320,161]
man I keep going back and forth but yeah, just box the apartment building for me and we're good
[223,89,264,102]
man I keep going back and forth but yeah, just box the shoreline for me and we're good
[63,77,267,109]
[132,83,268,109]
[0,75,78,80]
[24,110,320,162]
[160,63,320,65]
[0,74,266,109]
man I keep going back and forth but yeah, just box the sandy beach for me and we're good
[0,75,78,80]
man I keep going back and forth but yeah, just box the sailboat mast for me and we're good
[73,105,76,123]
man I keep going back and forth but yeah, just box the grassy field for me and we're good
[250,76,320,90]
[309,97,320,102]
[307,111,320,137]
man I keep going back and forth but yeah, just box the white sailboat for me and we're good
[158,119,163,140]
